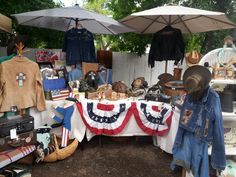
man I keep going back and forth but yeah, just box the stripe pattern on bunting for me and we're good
[133,101,173,136]
[76,100,133,135]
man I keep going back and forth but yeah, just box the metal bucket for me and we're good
[219,89,233,113]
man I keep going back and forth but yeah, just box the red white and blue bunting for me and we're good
[132,101,173,136]
[77,100,173,136]
[76,100,133,135]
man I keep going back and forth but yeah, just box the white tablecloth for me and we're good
[30,100,180,154]
[30,100,86,142]
[153,108,180,154]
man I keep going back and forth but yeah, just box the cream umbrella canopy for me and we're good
[0,13,12,33]
[120,5,236,34]
[11,5,134,35]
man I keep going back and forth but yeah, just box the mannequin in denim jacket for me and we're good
[171,65,226,177]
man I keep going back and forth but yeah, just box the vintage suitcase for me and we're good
[0,131,36,151]
[0,115,34,138]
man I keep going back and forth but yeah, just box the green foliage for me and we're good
[84,0,111,15]
[83,0,112,50]
[184,34,203,52]
[0,0,64,48]
[109,33,151,55]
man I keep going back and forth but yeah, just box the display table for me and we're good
[153,108,180,154]
[30,99,180,153]
[30,100,86,142]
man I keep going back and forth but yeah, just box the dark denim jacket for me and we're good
[62,28,97,65]
[173,87,226,170]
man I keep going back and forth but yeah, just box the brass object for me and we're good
[15,42,24,56]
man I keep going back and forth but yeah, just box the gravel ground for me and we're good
[14,136,181,177]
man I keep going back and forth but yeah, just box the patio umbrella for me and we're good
[0,13,12,33]
[12,5,134,35]
[120,5,236,34]
[120,5,236,72]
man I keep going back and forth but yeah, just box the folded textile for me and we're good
[0,145,36,169]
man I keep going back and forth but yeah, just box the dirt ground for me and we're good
[16,136,181,177]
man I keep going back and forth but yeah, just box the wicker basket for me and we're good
[43,134,78,162]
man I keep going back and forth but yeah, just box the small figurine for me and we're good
[15,42,24,56]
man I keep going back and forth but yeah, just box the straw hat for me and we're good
[183,65,211,94]
[185,50,202,67]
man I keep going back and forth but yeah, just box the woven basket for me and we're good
[43,134,78,162]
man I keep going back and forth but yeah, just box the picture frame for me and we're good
[56,68,66,78]
[38,62,53,69]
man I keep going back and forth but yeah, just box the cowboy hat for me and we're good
[157,73,175,88]
[185,50,202,67]
[183,65,211,94]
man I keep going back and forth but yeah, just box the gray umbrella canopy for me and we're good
[12,6,134,34]
[120,5,236,34]
[0,13,12,33]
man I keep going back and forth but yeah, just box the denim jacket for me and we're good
[173,86,226,171]
[62,28,96,65]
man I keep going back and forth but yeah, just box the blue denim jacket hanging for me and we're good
[173,86,226,171]
[62,28,97,65]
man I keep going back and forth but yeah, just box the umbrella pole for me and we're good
[165,60,168,73]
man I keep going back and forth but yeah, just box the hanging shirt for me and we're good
[68,68,83,81]
[0,56,46,112]
[148,26,185,68]
[62,28,97,65]
[97,68,112,86]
